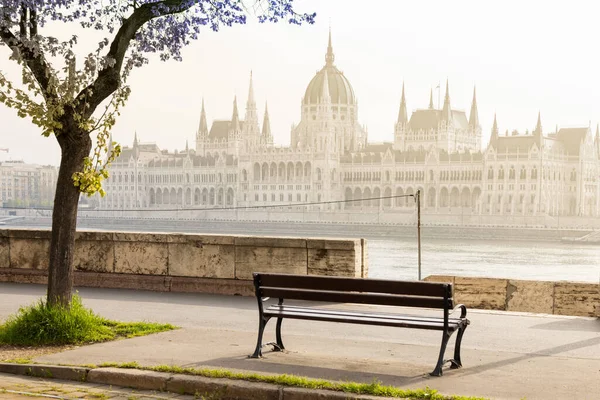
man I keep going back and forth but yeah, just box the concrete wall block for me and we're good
[235,246,307,279]
[7,229,51,239]
[169,276,254,296]
[114,242,168,275]
[454,277,508,310]
[307,248,360,277]
[113,232,168,243]
[167,233,235,245]
[506,279,554,314]
[423,275,456,284]
[235,236,306,249]
[0,236,9,268]
[74,271,170,292]
[9,238,50,270]
[554,282,600,317]
[168,243,235,278]
[75,231,112,242]
[306,238,360,250]
[74,240,114,273]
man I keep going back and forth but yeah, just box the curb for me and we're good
[0,364,388,400]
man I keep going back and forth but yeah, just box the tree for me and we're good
[0,0,315,306]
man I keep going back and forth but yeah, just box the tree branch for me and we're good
[78,0,195,119]
[0,20,56,101]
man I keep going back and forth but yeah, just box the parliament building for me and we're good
[100,32,600,219]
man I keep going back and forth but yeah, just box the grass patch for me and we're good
[0,295,176,346]
[98,362,487,400]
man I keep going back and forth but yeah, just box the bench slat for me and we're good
[267,305,464,326]
[263,308,455,331]
[256,273,449,297]
[260,287,449,309]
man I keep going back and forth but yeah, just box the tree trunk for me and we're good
[47,128,92,307]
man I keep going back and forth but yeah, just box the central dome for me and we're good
[303,32,356,105]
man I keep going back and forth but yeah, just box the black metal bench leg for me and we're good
[275,318,285,351]
[450,325,467,369]
[250,317,269,358]
[430,331,451,377]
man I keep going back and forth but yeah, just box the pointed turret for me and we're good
[243,71,260,143]
[325,27,335,67]
[596,123,599,143]
[441,79,451,121]
[231,96,241,133]
[247,71,256,107]
[185,139,189,153]
[198,98,208,135]
[468,86,479,129]
[533,111,542,145]
[133,131,139,148]
[428,88,434,109]
[491,113,499,142]
[533,111,542,135]
[397,82,408,125]
[261,102,273,145]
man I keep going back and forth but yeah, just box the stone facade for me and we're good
[97,32,600,222]
[0,161,57,207]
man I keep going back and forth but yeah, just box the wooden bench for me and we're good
[249,273,470,376]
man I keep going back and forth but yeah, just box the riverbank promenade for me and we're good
[1,283,598,400]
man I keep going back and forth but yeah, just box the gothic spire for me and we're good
[491,113,499,141]
[534,111,542,136]
[429,88,434,109]
[397,82,408,124]
[231,96,240,132]
[596,123,599,142]
[185,139,189,152]
[133,131,139,147]
[441,79,451,121]
[261,101,272,144]
[325,27,335,67]
[468,86,479,129]
[198,98,208,135]
[246,70,256,108]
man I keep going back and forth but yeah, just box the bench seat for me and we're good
[265,304,466,331]
[250,272,470,376]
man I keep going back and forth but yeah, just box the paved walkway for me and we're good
[1,283,599,400]
[0,372,195,399]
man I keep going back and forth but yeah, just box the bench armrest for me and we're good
[261,297,270,302]
[450,304,468,319]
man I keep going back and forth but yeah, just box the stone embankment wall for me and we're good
[0,229,368,296]
[425,275,600,318]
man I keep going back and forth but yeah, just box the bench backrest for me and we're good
[253,273,453,310]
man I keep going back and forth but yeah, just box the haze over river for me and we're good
[4,217,600,283]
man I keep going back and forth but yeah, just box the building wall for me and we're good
[0,161,57,207]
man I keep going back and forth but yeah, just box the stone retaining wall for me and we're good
[425,275,600,317]
[0,229,368,296]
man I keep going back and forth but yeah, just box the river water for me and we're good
[369,238,600,283]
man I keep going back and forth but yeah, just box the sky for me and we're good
[1,0,599,166]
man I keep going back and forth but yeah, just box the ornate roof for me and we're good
[407,109,469,131]
[303,31,355,105]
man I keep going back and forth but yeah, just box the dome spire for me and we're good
[325,26,335,66]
